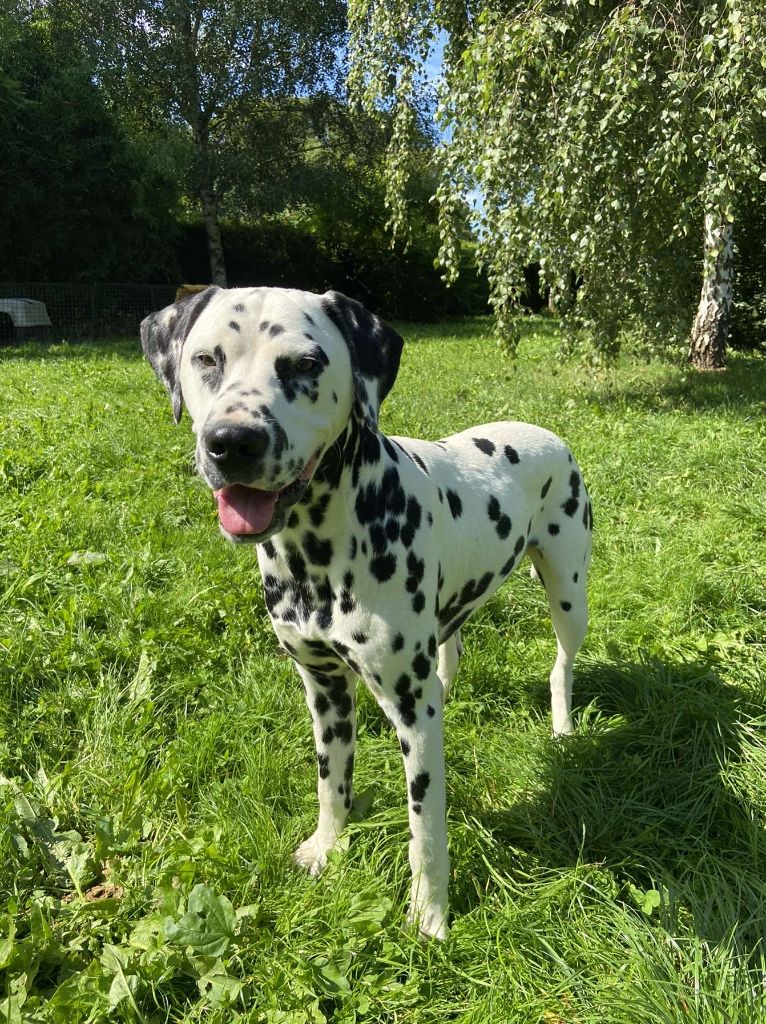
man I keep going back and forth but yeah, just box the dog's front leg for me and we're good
[293,665,356,875]
[373,671,450,941]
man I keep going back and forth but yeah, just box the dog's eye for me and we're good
[195,353,218,368]
[294,356,316,373]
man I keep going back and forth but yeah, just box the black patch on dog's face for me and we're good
[140,286,220,422]
[274,344,329,404]
[320,291,403,430]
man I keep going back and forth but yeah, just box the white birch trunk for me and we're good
[199,183,228,287]
[688,210,734,370]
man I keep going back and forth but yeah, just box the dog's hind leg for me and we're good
[437,630,462,702]
[528,535,590,738]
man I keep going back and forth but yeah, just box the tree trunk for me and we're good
[199,183,227,286]
[688,210,733,370]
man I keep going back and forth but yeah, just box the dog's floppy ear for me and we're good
[140,286,219,423]
[321,291,404,430]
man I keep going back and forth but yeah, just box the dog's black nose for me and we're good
[204,422,269,472]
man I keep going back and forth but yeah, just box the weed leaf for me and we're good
[164,884,236,957]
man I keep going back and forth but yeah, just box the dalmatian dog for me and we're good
[140,286,592,941]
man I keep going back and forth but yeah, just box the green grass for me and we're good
[1,319,765,1022]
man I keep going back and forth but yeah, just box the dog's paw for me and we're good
[293,832,337,876]
[406,902,449,942]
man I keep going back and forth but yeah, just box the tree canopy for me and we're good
[348,0,766,364]
[67,0,348,284]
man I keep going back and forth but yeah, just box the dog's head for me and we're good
[141,287,403,543]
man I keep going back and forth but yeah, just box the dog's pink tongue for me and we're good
[214,485,277,535]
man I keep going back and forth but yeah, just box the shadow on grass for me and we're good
[451,657,766,949]
[593,351,766,414]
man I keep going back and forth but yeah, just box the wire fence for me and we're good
[0,283,177,343]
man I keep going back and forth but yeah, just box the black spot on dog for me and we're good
[496,514,511,539]
[304,532,333,566]
[259,320,270,333]
[405,551,425,594]
[500,553,517,575]
[309,493,331,528]
[315,607,332,630]
[370,553,397,582]
[392,633,405,652]
[487,496,500,521]
[561,601,572,611]
[428,635,437,657]
[461,572,494,606]
[548,523,560,536]
[261,540,276,559]
[410,772,430,803]
[400,497,422,547]
[355,466,407,526]
[335,720,353,744]
[573,572,579,583]
[541,477,553,498]
[412,653,430,680]
[562,497,579,517]
[400,737,411,757]
[504,445,520,464]
[382,436,399,462]
[446,490,462,519]
[412,591,425,614]
[315,693,330,716]
[269,323,284,337]
[395,673,417,726]
[318,754,330,779]
[385,518,400,542]
[473,437,496,456]
[233,303,245,313]
[369,522,387,554]
[228,320,241,332]
[352,631,368,645]
[339,571,356,614]
[427,705,435,717]
[411,452,429,474]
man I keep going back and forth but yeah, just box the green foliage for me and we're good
[0,11,181,283]
[732,173,766,350]
[1,326,765,1020]
[349,0,766,356]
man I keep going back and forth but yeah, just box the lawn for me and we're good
[1,318,765,1022]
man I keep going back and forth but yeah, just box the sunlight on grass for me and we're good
[1,324,765,1021]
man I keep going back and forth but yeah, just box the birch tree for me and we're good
[74,0,345,286]
[348,0,766,368]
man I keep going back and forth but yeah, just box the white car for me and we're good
[0,298,52,344]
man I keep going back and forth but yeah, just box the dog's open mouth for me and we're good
[213,452,319,539]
